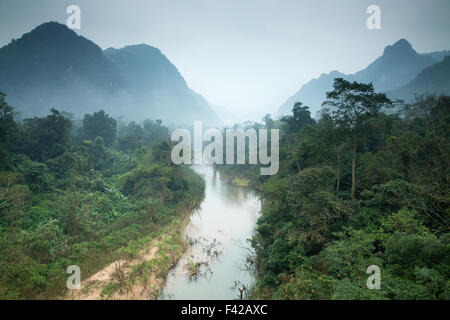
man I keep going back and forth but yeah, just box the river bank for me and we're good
[160,166,261,300]
[66,165,261,300]
[65,212,193,300]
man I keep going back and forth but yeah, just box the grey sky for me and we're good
[0,0,449,121]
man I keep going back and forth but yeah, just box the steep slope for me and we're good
[423,50,450,63]
[388,55,450,101]
[352,39,435,92]
[0,22,126,118]
[104,45,220,125]
[278,39,439,117]
[278,70,346,118]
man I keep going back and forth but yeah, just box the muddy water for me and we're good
[160,165,261,300]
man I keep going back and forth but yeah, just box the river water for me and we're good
[160,165,261,300]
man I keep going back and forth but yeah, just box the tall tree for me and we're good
[0,91,17,169]
[81,110,117,146]
[322,78,392,200]
[281,102,315,135]
[316,113,346,192]
[18,108,72,161]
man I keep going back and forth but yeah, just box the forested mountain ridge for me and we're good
[0,22,220,125]
[423,49,450,63]
[0,22,126,118]
[278,39,448,116]
[104,44,220,125]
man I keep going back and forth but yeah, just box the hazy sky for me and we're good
[1,0,449,121]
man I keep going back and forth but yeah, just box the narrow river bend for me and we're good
[160,165,261,300]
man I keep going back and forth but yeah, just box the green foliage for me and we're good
[16,108,72,162]
[0,91,17,170]
[117,119,168,153]
[323,78,392,135]
[323,78,393,200]
[285,167,353,252]
[280,102,315,135]
[229,92,450,300]
[0,100,205,299]
[80,110,117,146]
[13,154,54,192]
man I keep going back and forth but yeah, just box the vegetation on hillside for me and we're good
[219,79,450,300]
[0,91,205,299]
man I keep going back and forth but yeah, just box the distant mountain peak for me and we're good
[21,21,78,41]
[32,21,70,32]
[383,38,416,57]
[0,21,220,125]
[277,38,443,117]
[6,21,102,58]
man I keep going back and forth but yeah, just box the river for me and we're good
[159,165,261,300]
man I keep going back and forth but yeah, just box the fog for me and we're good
[1,0,449,122]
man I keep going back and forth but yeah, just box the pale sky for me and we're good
[1,0,449,121]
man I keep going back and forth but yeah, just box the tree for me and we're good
[316,113,346,192]
[401,95,450,184]
[285,166,352,253]
[81,110,117,146]
[281,102,315,135]
[262,114,275,130]
[0,91,17,169]
[322,78,392,200]
[18,109,72,162]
